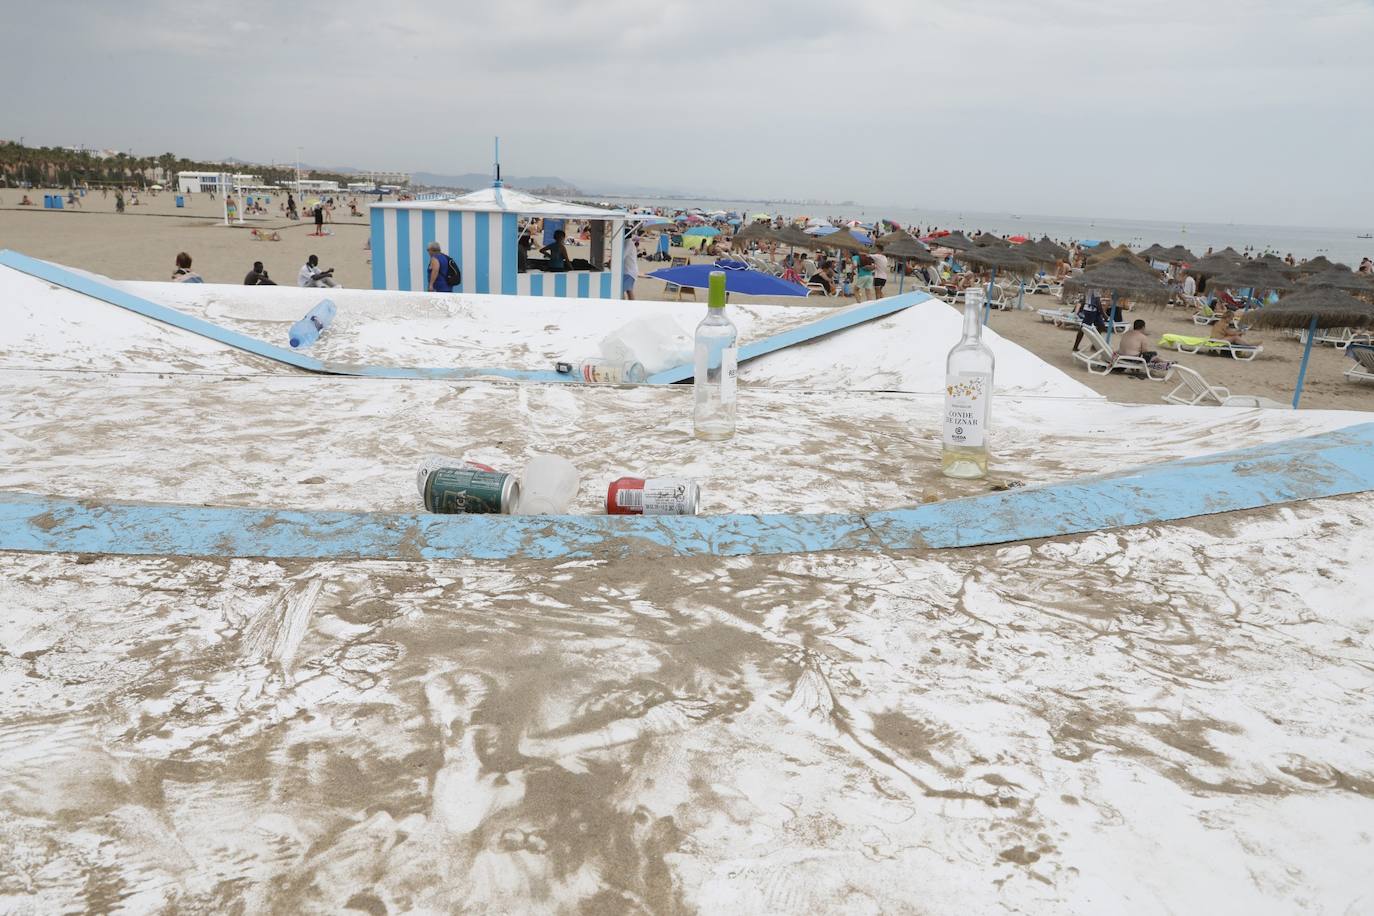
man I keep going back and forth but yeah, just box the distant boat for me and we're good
[1358,233,1372,239]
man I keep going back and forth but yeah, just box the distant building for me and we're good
[177,171,262,193]
[367,170,410,187]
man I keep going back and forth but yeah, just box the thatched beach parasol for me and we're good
[1087,245,1152,269]
[1292,255,1349,274]
[1031,236,1069,260]
[1299,268,1374,298]
[972,232,1006,246]
[731,221,773,246]
[1208,261,1298,292]
[775,225,828,249]
[1248,287,1374,407]
[1183,251,1244,280]
[1063,257,1175,333]
[817,228,872,254]
[1137,243,1169,260]
[932,231,978,252]
[1156,244,1197,263]
[881,232,936,263]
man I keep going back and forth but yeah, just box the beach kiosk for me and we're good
[369,187,629,298]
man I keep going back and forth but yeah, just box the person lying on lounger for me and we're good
[1210,310,1250,345]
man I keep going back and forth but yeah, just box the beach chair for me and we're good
[1301,326,1359,349]
[1345,343,1374,383]
[1159,333,1264,361]
[1162,365,1231,406]
[1038,307,1081,328]
[1072,327,1169,379]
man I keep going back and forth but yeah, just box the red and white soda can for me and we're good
[606,477,700,515]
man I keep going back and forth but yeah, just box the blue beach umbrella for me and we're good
[647,260,810,297]
[684,226,721,237]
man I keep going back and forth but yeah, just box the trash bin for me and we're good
[43,195,52,208]
[54,196,63,209]
[175,195,185,208]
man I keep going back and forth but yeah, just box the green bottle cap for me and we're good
[708,270,726,308]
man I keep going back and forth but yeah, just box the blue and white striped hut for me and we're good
[370,187,629,298]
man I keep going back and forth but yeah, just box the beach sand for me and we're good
[2,188,1369,411]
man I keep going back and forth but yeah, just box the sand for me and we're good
[1,187,1371,414]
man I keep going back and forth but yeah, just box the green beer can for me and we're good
[423,467,520,514]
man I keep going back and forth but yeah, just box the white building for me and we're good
[177,172,261,193]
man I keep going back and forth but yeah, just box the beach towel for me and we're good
[1159,334,1259,353]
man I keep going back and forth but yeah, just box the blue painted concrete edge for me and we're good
[4,423,1372,561]
[646,290,932,385]
[2,249,927,388]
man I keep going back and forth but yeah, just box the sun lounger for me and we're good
[1159,334,1263,361]
[1073,327,1169,379]
[1346,342,1374,383]
[1163,365,1286,407]
[1301,326,1361,350]
[1039,308,1081,327]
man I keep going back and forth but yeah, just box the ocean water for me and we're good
[610,196,1374,266]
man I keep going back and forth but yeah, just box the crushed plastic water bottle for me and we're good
[289,299,337,348]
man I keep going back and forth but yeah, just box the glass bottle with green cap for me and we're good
[693,270,738,440]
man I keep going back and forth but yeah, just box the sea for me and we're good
[602,196,1374,266]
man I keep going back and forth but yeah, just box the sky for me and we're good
[4,0,1373,227]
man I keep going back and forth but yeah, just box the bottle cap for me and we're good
[708,271,726,308]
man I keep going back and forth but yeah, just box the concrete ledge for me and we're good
[4,423,1372,560]
[0,249,927,386]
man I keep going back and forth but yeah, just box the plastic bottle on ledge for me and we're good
[289,299,337,348]
[693,271,738,441]
[556,360,648,384]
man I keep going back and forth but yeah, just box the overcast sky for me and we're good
[5,0,1372,226]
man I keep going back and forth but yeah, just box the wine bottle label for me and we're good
[943,372,991,448]
[721,347,738,404]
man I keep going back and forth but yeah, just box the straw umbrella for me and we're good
[972,232,1006,246]
[1183,251,1244,282]
[1292,255,1347,274]
[1156,244,1197,263]
[879,232,936,292]
[1063,257,1174,341]
[1087,245,1152,269]
[820,228,872,255]
[1137,243,1170,261]
[1034,236,1069,261]
[933,230,978,252]
[961,244,1040,322]
[1299,268,1374,297]
[1253,253,1299,276]
[1208,261,1298,296]
[1248,287,1374,407]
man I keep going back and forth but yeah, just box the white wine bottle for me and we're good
[693,271,739,440]
[942,289,995,478]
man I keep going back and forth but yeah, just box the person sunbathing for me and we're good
[1210,312,1250,345]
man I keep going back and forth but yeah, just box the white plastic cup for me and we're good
[516,453,581,515]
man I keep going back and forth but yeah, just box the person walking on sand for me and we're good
[622,229,640,300]
[115,189,125,214]
[871,244,890,299]
[298,254,340,288]
[427,242,457,293]
[287,193,298,221]
[1071,291,1108,352]
[312,202,325,235]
